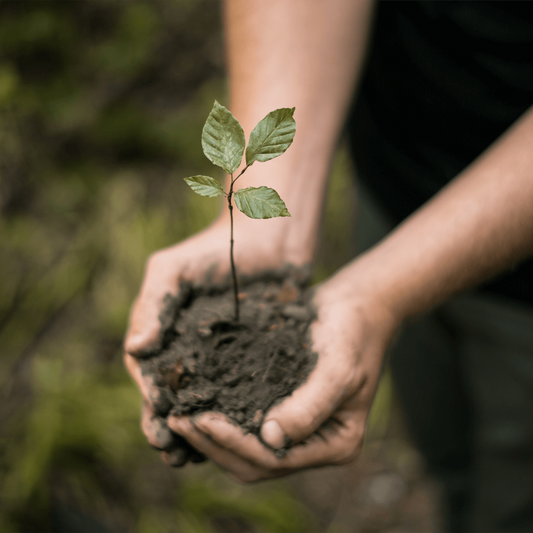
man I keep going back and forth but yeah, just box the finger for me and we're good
[259,306,369,450]
[140,388,192,458]
[189,413,280,467]
[141,400,175,450]
[161,448,189,468]
[124,353,159,403]
[194,411,363,471]
[261,352,362,449]
[158,433,207,468]
[124,352,172,411]
[125,296,166,357]
[169,416,269,482]
[126,353,187,450]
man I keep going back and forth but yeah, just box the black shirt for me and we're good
[349,0,533,304]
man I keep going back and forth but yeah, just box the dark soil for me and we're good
[140,268,317,447]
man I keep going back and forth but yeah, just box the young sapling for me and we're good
[184,101,296,321]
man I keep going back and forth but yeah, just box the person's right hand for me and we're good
[124,215,298,466]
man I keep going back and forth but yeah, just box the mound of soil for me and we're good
[140,268,317,448]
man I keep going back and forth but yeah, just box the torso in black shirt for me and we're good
[348,0,533,304]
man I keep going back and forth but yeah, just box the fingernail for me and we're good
[261,419,286,449]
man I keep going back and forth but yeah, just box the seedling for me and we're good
[184,101,296,321]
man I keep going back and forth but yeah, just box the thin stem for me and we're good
[233,163,251,185]
[228,173,240,322]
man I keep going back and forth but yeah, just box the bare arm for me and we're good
[224,0,533,318]
[331,104,533,324]
[222,0,375,265]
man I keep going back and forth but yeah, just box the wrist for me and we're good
[316,255,405,336]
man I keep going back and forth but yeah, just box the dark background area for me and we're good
[0,1,440,531]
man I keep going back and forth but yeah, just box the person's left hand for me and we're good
[167,274,399,482]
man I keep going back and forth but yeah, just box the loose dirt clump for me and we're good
[140,268,317,447]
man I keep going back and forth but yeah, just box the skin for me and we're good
[125,0,533,480]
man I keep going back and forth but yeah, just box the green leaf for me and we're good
[234,186,291,219]
[184,176,224,197]
[202,101,245,174]
[245,108,296,166]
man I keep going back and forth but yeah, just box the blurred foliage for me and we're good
[0,1,391,531]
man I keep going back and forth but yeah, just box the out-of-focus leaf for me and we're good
[0,65,18,105]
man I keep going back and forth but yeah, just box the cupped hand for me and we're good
[124,217,295,466]
[166,273,400,481]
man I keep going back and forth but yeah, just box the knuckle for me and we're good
[161,448,188,468]
[142,417,172,449]
[124,307,150,356]
[301,408,316,430]
[290,406,318,440]
[123,352,141,382]
[124,333,141,356]
[146,434,162,449]
[145,250,170,279]
[147,250,163,269]
[342,365,364,394]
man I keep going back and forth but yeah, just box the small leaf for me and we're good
[245,108,296,166]
[202,101,245,174]
[234,186,291,219]
[184,176,224,197]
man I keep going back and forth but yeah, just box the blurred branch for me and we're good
[3,254,104,400]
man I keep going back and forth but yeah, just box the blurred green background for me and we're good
[0,1,410,532]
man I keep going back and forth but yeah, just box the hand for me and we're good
[124,217,295,466]
[166,273,399,481]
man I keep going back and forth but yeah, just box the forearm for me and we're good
[332,106,533,322]
[223,0,375,264]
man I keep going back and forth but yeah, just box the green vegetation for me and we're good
[184,101,295,320]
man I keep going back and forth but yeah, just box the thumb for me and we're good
[261,360,352,449]
[124,292,165,357]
